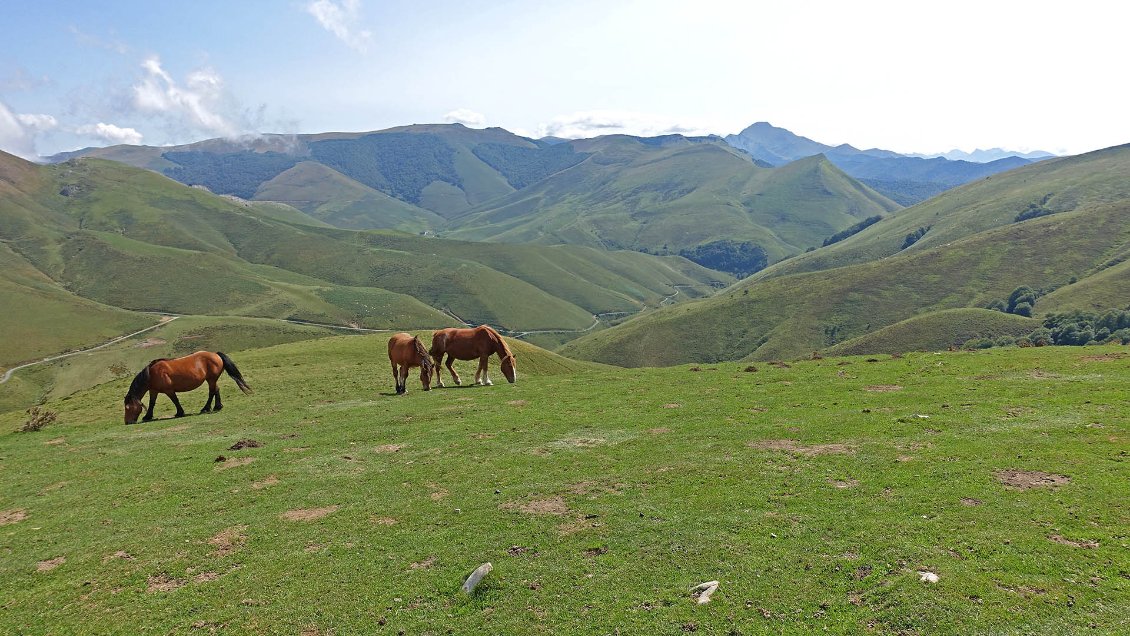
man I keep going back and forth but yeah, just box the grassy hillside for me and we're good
[757,143,1130,282]
[1,340,1126,634]
[1,151,725,366]
[445,137,900,264]
[560,196,1130,365]
[825,309,1037,357]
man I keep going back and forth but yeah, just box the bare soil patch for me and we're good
[36,556,65,572]
[102,551,133,563]
[374,444,403,453]
[214,456,255,471]
[864,385,902,392]
[649,427,671,434]
[281,505,339,521]
[0,508,28,525]
[193,571,221,584]
[45,437,66,446]
[137,337,167,348]
[501,496,569,515]
[960,498,983,506]
[994,469,1070,490]
[208,525,248,557]
[370,516,398,526]
[1048,534,1098,549]
[747,439,854,456]
[830,479,859,489]
[662,403,681,409]
[251,475,279,490]
[410,556,437,570]
[228,439,262,450]
[1080,353,1127,362]
[146,573,186,593]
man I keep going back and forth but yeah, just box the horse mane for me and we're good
[483,325,514,359]
[124,366,150,404]
[413,336,434,372]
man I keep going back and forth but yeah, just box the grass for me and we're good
[1,338,1126,634]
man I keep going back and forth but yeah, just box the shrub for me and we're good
[20,406,57,432]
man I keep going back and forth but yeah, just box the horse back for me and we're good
[148,351,221,392]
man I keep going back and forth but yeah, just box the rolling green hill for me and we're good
[755,143,1130,282]
[824,309,1038,357]
[445,136,900,264]
[559,158,1130,365]
[0,151,726,368]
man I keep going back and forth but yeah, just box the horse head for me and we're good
[500,354,517,383]
[124,396,143,424]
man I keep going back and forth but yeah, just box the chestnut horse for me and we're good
[387,333,434,394]
[124,351,251,424]
[429,325,516,387]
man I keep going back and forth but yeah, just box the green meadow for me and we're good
[2,337,1126,635]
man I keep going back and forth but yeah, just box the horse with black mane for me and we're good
[429,325,516,387]
[124,351,251,424]
[387,332,434,394]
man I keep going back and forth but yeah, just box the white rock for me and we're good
[462,562,493,594]
[691,580,719,604]
[918,570,939,583]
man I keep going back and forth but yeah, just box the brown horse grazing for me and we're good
[124,351,251,424]
[429,325,516,387]
[388,333,434,394]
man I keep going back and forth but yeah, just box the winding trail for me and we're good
[1,317,178,384]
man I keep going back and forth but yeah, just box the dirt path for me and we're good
[1,317,178,384]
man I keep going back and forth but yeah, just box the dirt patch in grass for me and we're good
[583,546,608,557]
[1028,369,1059,379]
[994,469,1070,490]
[137,337,167,348]
[427,483,449,500]
[769,361,791,369]
[662,403,681,409]
[864,385,902,392]
[507,400,528,406]
[193,571,221,584]
[410,556,437,570]
[146,573,186,593]
[370,516,398,526]
[747,439,854,456]
[45,437,66,446]
[830,479,859,489]
[36,556,65,572]
[281,505,339,522]
[549,437,606,449]
[251,475,279,490]
[228,439,262,450]
[374,444,403,453]
[649,427,671,434]
[501,496,569,516]
[507,545,536,556]
[1079,353,1126,362]
[208,525,248,557]
[1,508,28,525]
[1048,534,1098,549]
[214,456,255,471]
[102,551,133,563]
[961,498,983,506]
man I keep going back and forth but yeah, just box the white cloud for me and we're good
[305,0,372,52]
[0,102,56,160]
[75,122,143,145]
[16,113,58,132]
[536,110,716,140]
[132,56,238,137]
[443,108,486,127]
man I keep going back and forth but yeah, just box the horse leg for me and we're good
[201,379,217,413]
[391,361,401,394]
[480,356,493,386]
[213,385,223,411]
[168,392,186,418]
[445,354,461,386]
[399,365,410,394]
[143,390,158,421]
[432,354,445,388]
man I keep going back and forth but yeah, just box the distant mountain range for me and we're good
[724,122,1047,205]
[912,148,1057,162]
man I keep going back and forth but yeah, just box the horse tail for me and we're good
[217,352,252,394]
[124,365,150,404]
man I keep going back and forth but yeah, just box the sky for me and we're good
[1,0,1128,160]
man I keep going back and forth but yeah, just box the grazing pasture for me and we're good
[0,337,1126,634]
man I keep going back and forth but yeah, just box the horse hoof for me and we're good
[485,380,493,386]
[142,416,153,422]
[175,412,186,418]
[200,408,211,414]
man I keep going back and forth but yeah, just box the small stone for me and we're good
[462,562,493,594]
[918,571,939,583]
